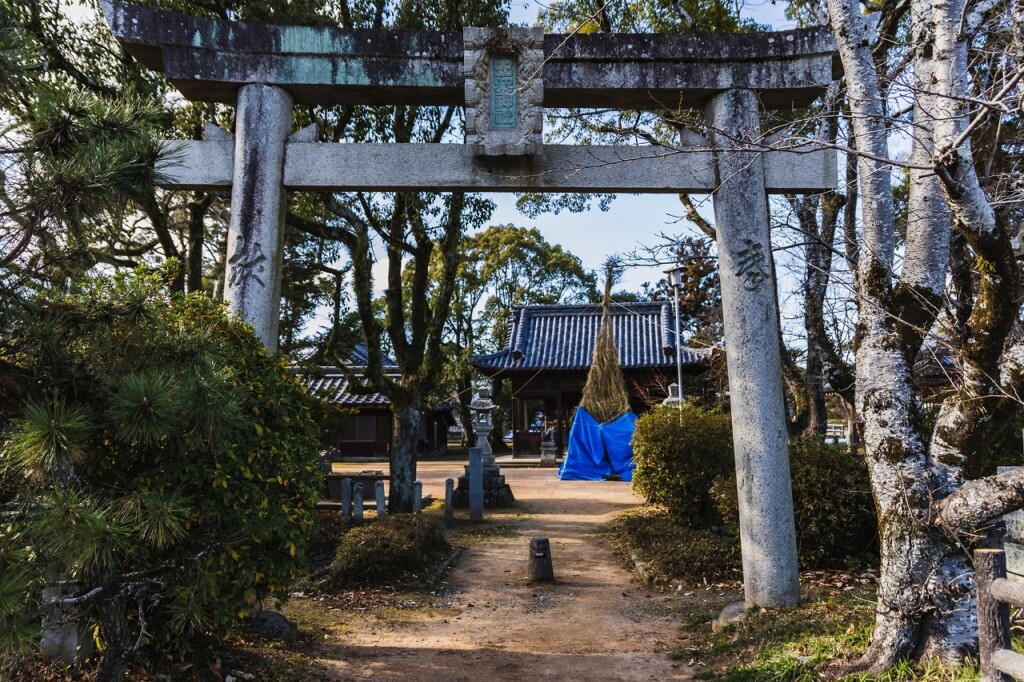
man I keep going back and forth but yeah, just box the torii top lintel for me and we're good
[100,1,840,111]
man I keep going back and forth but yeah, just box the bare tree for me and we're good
[826,0,1024,668]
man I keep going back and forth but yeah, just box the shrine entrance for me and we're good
[101,0,839,609]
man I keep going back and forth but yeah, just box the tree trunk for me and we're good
[789,192,842,438]
[827,0,939,670]
[490,378,510,452]
[803,342,827,437]
[95,593,132,682]
[389,399,420,513]
[456,374,476,448]
[827,0,1021,668]
[186,193,212,294]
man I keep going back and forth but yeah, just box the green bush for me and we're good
[324,514,451,588]
[0,269,323,672]
[711,439,878,568]
[611,506,741,583]
[631,403,734,523]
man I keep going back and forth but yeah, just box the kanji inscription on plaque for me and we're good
[491,56,517,129]
[464,27,543,155]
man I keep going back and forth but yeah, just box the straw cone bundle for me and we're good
[579,291,630,424]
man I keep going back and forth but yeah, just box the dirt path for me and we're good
[291,461,695,681]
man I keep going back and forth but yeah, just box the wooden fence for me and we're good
[977,549,1024,681]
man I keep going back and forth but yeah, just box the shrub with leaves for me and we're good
[611,506,742,584]
[711,439,878,568]
[631,403,734,523]
[0,269,322,680]
[323,514,451,589]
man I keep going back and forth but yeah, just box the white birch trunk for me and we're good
[924,0,1019,658]
[830,0,1020,667]
[904,0,949,298]
[828,0,949,668]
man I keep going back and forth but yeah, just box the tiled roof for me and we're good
[471,302,713,374]
[301,344,399,406]
[348,342,399,370]
[304,370,393,406]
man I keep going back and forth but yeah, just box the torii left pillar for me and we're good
[224,84,293,350]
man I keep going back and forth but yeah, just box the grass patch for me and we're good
[614,504,985,679]
[685,589,874,680]
[678,587,994,681]
[610,505,742,583]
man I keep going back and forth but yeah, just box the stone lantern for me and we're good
[468,386,496,458]
[453,386,515,508]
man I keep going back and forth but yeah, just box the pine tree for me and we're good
[0,269,323,681]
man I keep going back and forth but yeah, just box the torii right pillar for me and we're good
[707,89,800,608]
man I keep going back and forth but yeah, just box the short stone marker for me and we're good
[528,537,554,582]
[41,585,89,663]
[413,481,423,514]
[353,482,364,524]
[444,478,455,523]
[375,480,386,519]
[340,477,353,521]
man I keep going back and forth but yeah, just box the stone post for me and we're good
[706,88,799,608]
[413,481,423,514]
[444,478,454,522]
[469,447,484,522]
[353,482,364,524]
[528,537,554,582]
[41,585,87,663]
[375,480,387,519]
[340,477,353,522]
[224,84,293,350]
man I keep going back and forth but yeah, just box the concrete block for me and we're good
[444,478,454,522]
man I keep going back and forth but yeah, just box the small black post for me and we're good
[528,537,554,582]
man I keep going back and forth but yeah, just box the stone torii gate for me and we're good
[101,0,840,610]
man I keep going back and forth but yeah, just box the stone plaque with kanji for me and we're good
[464,27,543,156]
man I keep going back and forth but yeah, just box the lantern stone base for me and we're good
[452,463,515,508]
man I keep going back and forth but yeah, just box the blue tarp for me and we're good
[558,408,637,481]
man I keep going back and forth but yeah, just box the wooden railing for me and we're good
[977,549,1024,681]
